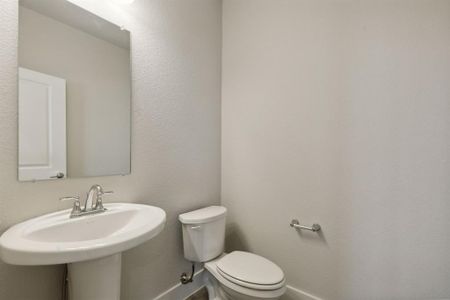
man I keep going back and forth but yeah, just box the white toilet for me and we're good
[179,206,286,300]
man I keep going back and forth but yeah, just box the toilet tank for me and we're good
[179,206,227,262]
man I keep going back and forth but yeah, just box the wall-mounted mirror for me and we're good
[18,0,131,181]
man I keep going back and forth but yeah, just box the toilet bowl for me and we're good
[179,206,286,300]
[204,252,286,300]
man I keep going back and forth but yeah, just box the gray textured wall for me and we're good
[0,0,222,299]
[222,1,450,299]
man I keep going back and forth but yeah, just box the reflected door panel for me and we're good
[18,67,67,181]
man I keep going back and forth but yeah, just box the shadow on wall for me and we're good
[225,222,250,253]
[293,227,329,248]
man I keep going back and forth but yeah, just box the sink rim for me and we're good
[0,203,166,266]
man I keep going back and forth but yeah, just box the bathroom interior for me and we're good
[0,0,449,299]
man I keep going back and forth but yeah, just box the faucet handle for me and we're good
[60,196,82,216]
[95,190,113,211]
[60,196,80,202]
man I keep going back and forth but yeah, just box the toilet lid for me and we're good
[216,251,284,288]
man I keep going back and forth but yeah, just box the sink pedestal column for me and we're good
[68,253,122,300]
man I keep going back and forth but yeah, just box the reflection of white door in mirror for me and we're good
[18,67,67,181]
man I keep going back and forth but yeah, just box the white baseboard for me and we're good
[153,270,321,300]
[153,269,205,300]
[282,285,323,300]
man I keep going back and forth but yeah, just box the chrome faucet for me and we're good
[60,184,113,218]
[85,184,111,210]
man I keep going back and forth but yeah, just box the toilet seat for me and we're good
[217,267,285,291]
[205,253,286,299]
[216,251,285,290]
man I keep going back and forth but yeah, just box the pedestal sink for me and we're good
[0,203,166,300]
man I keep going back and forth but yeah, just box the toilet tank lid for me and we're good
[179,206,227,224]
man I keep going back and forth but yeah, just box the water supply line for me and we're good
[180,263,195,284]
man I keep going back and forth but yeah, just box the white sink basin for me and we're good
[0,203,166,265]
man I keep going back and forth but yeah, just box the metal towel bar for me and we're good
[290,219,321,232]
